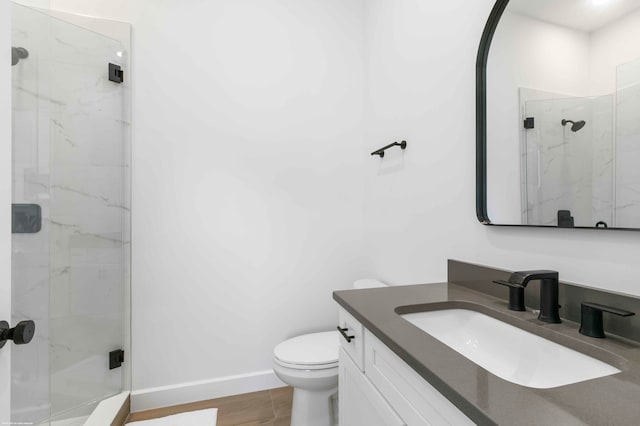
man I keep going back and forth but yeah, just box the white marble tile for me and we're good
[522,90,614,227]
[49,61,127,168]
[10,334,51,425]
[69,266,123,316]
[50,314,123,414]
[50,270,71,319]
[615,60,640,228]
[50,167,128,217]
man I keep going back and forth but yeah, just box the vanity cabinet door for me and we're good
[364,330,474,426]
[339,347,405,426]
[338,307,365,371]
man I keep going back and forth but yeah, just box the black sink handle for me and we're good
[493,280,526,312]
[579,302,635,338]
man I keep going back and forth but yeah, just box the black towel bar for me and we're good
[371,140,407,158]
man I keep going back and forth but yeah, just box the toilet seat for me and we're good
[273,331,338,370]
[274,358,338,370]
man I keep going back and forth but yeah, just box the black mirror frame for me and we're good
[475,0,636,231]
[476,0,509,226]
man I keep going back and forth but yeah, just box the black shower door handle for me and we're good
[0,320,36,349]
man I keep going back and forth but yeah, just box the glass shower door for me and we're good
[523,96,613,227]
[47,11,129,422]
[11,4,52,423]
[11,3,130,424]
[615,57,640,228]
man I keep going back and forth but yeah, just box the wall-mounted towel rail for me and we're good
[371,140,407,158]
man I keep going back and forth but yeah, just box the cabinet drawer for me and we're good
[364,330,474,426]
[338,307,365,371]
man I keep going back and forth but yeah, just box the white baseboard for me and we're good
[130,370,286,413]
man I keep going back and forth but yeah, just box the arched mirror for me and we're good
[478,0,640,230]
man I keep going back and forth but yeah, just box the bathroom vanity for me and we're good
[337,307,474,425]
[333,261,640,425]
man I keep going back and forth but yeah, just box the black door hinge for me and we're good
[109,63,124,84]
[109,349,125,369]
[524,117,535,129]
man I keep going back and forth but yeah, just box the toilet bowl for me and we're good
[272,279,387,426]
[273,331,339,426]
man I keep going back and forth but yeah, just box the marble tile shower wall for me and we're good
[523,93,613,227]
[615,58,640,228]
[524,96,585,225]
[523,56,640,229]
[11,4,130,422]
[47,17,129,418]
[12,5,52,422]
[590,94,614,226]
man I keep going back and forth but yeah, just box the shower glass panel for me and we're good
[11,4,52,423]
[523,96,614,227]
[11,3,130,424]
[615,57,640,229]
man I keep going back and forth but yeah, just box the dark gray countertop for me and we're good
[333,282,640,426]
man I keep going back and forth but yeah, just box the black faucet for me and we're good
[493,270,561,324]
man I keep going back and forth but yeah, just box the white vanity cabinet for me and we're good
[339,348,405,426]
[338,307,475,426]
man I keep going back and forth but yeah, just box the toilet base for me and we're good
[291,387,338,426]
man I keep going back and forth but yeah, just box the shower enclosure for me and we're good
[10,3,131,424]
[615,57,640,228]
[522,94,614,227]
[521,56,640,228]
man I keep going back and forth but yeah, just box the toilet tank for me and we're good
[353,279,388,289]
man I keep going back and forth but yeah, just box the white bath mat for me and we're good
[128,408,217,425]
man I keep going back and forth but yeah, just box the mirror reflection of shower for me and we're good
[561,119,586,132]
[11,46,29,66]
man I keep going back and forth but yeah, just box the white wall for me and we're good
[13,0,50,8]
[51,0,370,406]
[362,0,640,295]
[590,8,640,95]
[1,0,12,422]
[134,2,367,403]
[40,0,640,410]
[44,0,139,21]
[487,11,590,223]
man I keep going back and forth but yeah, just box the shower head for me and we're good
[561,119,586,132]
[11,47,29,66]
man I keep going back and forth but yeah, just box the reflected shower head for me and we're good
[11,47,29,66]
[561,119,586,132]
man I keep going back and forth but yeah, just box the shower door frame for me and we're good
[1,0,13,421]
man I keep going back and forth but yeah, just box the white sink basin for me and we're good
[401,309,620,389]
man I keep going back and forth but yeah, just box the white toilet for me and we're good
[272,279,387,426]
